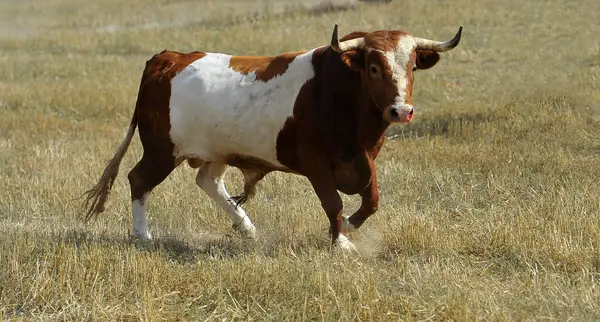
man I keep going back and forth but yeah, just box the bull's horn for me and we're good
[330,24,364,53]
[414,26,463,52]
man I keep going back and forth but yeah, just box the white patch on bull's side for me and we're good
[195,163,256,240]
[335,233,357,252]
[169,50,316,167]
[132,193,152,239]
[382,36,417,109]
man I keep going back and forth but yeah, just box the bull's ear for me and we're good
[416,50,440,70]
[340,50,364,71]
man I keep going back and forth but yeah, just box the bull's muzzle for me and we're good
[385,105,414,123]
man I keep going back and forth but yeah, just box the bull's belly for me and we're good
[169,106,287,167]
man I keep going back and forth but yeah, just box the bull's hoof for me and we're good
[334,234,357,253]
[133,230,153,240]
[233,222,257,240]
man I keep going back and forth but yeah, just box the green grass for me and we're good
[1,0,599,320]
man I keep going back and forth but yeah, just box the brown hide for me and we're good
[229,51,307,82]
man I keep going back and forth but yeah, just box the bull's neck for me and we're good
[357,96,390,150]
[311,47,390,153]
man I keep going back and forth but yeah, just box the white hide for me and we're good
[132,193,152,239]
[195,162,256,239]
[169,50,316,167]
[382,35,417,111]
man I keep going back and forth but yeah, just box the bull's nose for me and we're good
[386,106,414,123]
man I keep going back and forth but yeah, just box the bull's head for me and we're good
[330,24,462,123]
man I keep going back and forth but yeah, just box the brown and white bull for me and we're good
[83,24,462,251]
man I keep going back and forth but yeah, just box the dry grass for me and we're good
[1,0,600,320]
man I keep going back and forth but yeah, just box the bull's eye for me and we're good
[412,66,418,72]
[369,64,381,78]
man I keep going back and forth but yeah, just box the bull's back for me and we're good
[167,51,316,166]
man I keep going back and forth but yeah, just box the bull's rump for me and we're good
[168,52,315,166]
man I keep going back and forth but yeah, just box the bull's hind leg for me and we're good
[127,154,176,239]
[195,162,257,239]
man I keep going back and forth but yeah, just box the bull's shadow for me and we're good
[44,227,334,263]
[45,229,252,264]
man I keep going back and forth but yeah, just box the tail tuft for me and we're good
[82,116,137,222]
[82,158,120,221]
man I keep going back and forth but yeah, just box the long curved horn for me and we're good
[330,24,364,53]
[414,26,463,52]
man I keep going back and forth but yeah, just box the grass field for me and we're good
[1,0,599,320]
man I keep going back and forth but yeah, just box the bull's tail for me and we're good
[82,112,137,222]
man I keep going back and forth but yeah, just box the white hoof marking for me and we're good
[335,234,357,252]
[132,195,152,240]
[233,217,257,240]
[133,229,153,240]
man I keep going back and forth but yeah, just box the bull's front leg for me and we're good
[342,171,379,233]
[306,170,357,252]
